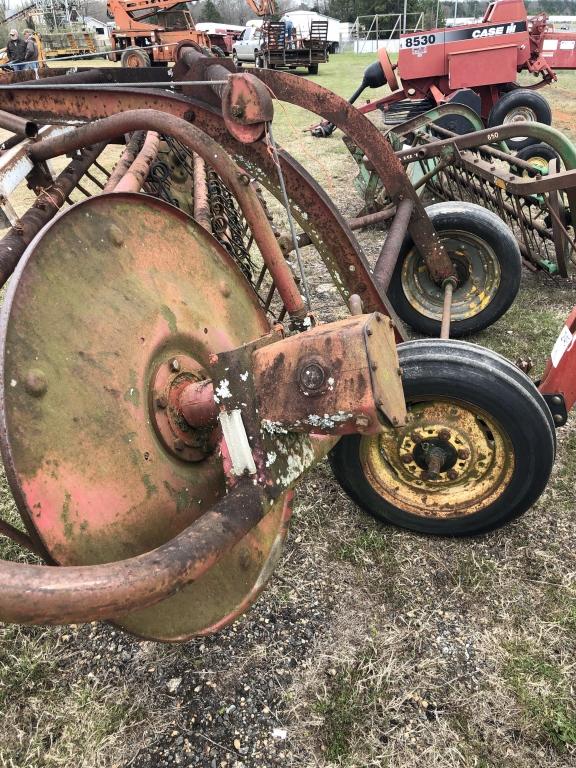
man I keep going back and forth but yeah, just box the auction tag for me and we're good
[551,325,575,367]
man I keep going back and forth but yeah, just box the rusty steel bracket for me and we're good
[209,327,325,500]
[174,50,274,143]
[253,313,406,435]
[209,314,406,497]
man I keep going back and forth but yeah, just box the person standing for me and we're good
[23,30,39,73]
[6,29,27,71]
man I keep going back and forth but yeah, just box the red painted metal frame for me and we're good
[539,306,576,412]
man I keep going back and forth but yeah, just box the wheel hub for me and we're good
[402,230,501,322]
[149,354,216,463]
[397,423,473,483]
[364,398,515,518]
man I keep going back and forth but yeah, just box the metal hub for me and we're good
[504,107,537,142]
[402,230,501,322]
[149,354,216,462]
[361,398,515,519]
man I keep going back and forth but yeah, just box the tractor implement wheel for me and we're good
[0,192,291,641]
[329,340,555,536]
[515,143,562,175]
[488,89,552,151]
[120,48,151,68]
[387,202,521,337]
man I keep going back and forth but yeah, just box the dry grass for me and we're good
[0,54,575,767]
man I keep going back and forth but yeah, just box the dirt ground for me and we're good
[0,55,575,768]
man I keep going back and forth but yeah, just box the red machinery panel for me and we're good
[541,33,576,69]
[448,44,518,89]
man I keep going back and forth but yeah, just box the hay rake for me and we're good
[0,54,571,640]
[344,103,576,334]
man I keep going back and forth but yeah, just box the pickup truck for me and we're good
[232,21,328,74]
[232,26,265,66]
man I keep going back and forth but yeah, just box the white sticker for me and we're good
[551,325,575,367]
[560,40,575,50]
[543,38,558,50]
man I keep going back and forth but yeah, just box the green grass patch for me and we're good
[336,527,397,569]
[315,649,383,763]
[504,642,576,751]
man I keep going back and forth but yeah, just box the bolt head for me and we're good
[447,469,458,481]
[410,432,422,443]
[401,453,413,464]
[299,361,325,392]
[553,413,564,424]
[173,439,185,452]
[457,449,470,460]
[156,395,168,409]
[438,429,451,440]
[551,395,563,406]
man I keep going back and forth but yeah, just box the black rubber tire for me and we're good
[488,89,551,151]
[329,339,556,536]
[515,142,562,173]
[120,48,151,68]
[211,45,225,58]
[232,50,241,67]
[255,52,266,69]
[387,202,521,337]
[308,63,319,75]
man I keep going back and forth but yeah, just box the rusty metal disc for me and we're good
[0,192,291,640]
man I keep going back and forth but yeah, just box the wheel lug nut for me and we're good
[421,470,438,481]
[156,395,168,409]
[447,469,458,481]
[401,453,413,464]
[439,429,451,440]
[411,432,422,443]
[457,449,470,460]
[173,439,185,452]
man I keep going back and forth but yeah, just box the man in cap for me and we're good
[6,29,27,70]
[23,29,39,72]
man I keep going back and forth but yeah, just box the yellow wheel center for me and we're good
[360,398,515,519]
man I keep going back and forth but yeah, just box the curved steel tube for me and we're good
[28,109,306,321]
[0,480,271,625]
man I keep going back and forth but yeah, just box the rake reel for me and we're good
[344,103,576,334]
[0,58,569,639]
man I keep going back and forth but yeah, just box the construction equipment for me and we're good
[0,56,568,640]
[313,0,576,145]
[107,0,211,66]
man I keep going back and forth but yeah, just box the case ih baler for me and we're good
[315,0,576,145]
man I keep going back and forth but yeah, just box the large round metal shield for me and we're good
[0,193,291,640]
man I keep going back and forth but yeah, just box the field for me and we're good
[0,53,575,768]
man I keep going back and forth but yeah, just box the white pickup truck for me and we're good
[232,26,265,66]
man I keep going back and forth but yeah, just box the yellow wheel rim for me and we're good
[401,230,501,323]
[521,156,550,177]
[360,398,515,519]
